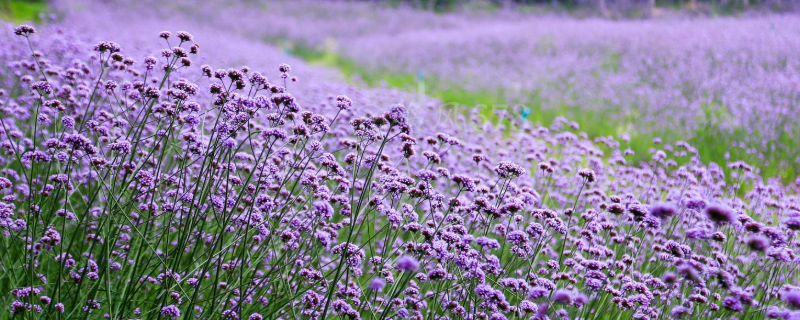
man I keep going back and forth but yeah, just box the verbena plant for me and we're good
[0,25,799,320]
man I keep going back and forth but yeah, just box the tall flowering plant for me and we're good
[0,24,799,320]
[1,25,406,319]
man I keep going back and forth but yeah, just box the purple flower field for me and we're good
[0,1,799,319]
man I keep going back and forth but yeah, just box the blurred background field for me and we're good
[4,0,800,182]
[3,1,800,319]
[236,1,800,182]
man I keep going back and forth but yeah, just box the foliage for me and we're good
[1,1,800,319]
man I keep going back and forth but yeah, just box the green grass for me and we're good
[0,0,47,23]
[285,42,797,183]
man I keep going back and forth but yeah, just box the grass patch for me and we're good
[285,42,799,182]
[0,0,47,23]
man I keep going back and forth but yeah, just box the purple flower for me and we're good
[108,140,132,155]
[249,313,263,320]
[368,278,385,291]
[336,95,352,110]
[649,202,677,219]
[476,236,501,250]
[14,25,35,36]
[160,305,181,319]
[494,161,525,179]
[176,31,194,42]
[578,169,596,183]
[396,255,419,272]
[722,296,743,313]
[685,198,707,210]
[705,204,736,224]
[93,41,121,53]
[746,235,770,252]
[671,306,691,318]
[519,300,538,313]
[785,217,800,231]
[627,203,649,220]
[607,203,625,215]
[784,289,800,309]
[552,290,572,304]
[312,201,334,220]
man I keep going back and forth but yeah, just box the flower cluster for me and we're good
[0,9,799,320]
[208,0,800,178]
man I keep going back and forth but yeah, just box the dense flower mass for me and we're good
[0,1,799,320]
[197,0,800,177]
